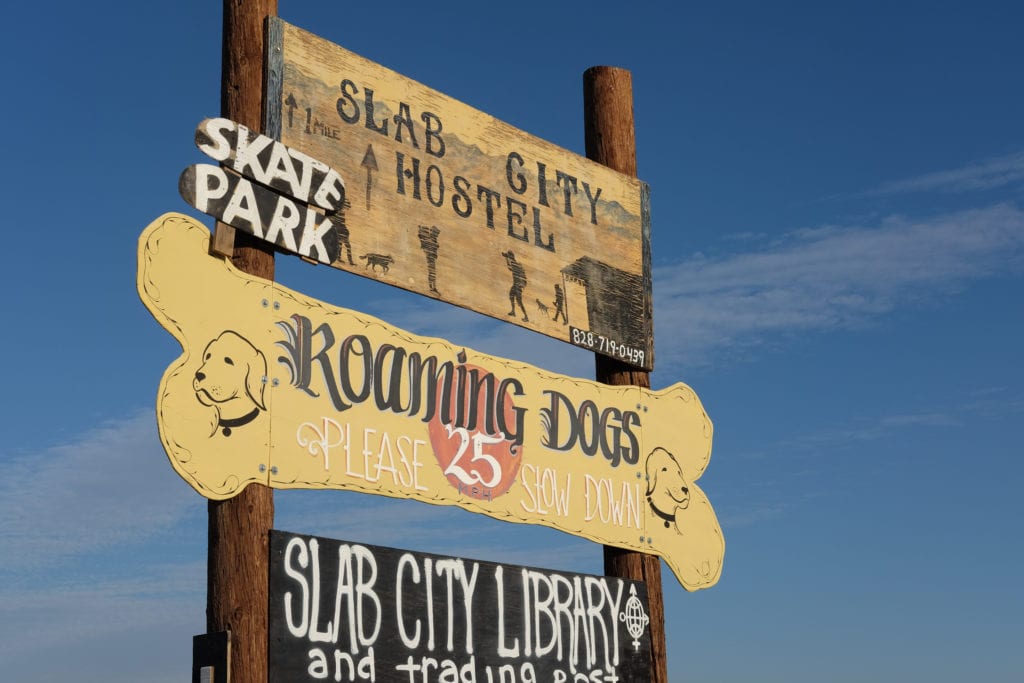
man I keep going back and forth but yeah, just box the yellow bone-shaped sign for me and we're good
[137,213,724,590]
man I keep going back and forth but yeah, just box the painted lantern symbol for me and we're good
[620,584,651,652]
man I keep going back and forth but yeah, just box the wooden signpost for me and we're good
[139,6,724,682]
[139,213,723,591]
[583,66,672,683]
[204,5,276,683]
[268,530,652,683]
[261,18,654,369]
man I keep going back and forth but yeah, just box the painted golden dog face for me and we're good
[645,447,691,526]
[193,331,267,411]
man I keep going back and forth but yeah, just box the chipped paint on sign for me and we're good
[137,213,722,590]
[264,19,653,368]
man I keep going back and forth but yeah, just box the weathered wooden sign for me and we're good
[137,213,722,590]
[180,117,349,266]
[263,18,653,368]
[269,530,652,683]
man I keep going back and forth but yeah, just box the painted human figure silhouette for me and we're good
[417,224,441,295]
[336,220,355,265]
[503,250,529,322]
[552,283,568,324]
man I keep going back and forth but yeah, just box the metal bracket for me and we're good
[192,631,230,683]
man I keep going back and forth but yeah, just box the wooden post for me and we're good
[207,2,278,683]
[584,66,669,683]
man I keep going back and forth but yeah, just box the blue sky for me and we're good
[2,1,1022,681]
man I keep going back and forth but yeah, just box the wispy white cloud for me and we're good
[780,413,960,451]
[0,559,203,653]
[868,151,1024,196]
[0,411,196,571]
[718,502,790,528]
[654,202,1024,369]
[963,386,1024,420]
[0,557,203,681]
[708,384,1024,532]
[779,388,1023,454]
[0,411,205,680]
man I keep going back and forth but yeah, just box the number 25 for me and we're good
[442,425,504,488]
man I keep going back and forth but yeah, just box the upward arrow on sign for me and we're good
[262,18,654,368]
[361,144,378,211]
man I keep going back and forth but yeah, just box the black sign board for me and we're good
[269,530,652,683]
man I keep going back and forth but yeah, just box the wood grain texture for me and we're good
[585,65,669,683]
[584,68,638,178]
[214,0,278,271]
[208,3,276,683]
[208,486,273,683]
[264,19,653,368]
